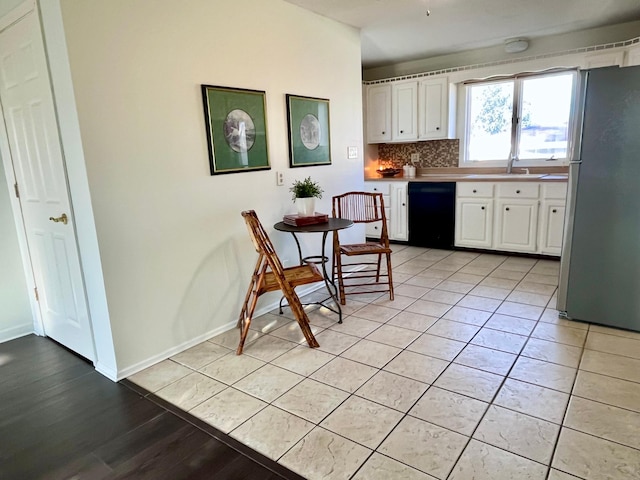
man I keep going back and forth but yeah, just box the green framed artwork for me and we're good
[286,94,331,168]
[201,85,270,175]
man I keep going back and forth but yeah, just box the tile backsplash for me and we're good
[377,139,459,168]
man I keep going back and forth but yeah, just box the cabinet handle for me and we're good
[481,206,485,210]
[382,131,386,135]
[436,127,440,130]
[552,209,557,213]
[516,190,521,194]
[473,189,477,193]
[400,130,404,133]
[374,226,379,230]
[402,203,406,206]
[506,207,510,211]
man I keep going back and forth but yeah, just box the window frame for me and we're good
[459,69,578,168]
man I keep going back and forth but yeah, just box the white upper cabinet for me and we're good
[624,46,640,67]
[418,77,448,140]
[392,81,418,141]
[585,51,624,68]
[366,84,392,143]
[365,75,454,143]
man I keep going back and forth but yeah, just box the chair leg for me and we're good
[335,252,347,305]
[386,251,394,301]
[237,258,263,328]
[236,281,258,355]
[236,279,254,329]
[283,291,320,348]
[376,254,382,282]
[332,232,347,306]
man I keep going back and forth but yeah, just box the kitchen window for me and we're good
[461,70,577,167]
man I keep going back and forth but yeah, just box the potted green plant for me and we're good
[290,176,323,216]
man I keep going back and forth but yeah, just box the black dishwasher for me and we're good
[408,182,456,248]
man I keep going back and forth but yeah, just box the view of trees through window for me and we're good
[466,72,575,163]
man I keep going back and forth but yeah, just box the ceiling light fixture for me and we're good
[504,38,529,53]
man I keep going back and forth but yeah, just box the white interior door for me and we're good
[0,12,95,360]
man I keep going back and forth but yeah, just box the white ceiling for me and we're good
[284,0,640,68]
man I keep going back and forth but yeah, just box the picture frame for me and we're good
[201,85,270,175]
[286,94,331,168]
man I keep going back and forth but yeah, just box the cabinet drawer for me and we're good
[542,183,567,199]
[365,211,390,237]
[457,182,493,198]
[496,183,539,199]
[364,182,390,194]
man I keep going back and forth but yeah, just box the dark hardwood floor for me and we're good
[0,335,305,480]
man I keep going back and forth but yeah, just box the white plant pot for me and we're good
[296,197,316,217]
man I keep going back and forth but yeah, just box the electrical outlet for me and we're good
[347,146,358,159]
[410,153,420,164]
[276,171,284,186]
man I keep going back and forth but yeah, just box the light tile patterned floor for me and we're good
[129,246,640,480]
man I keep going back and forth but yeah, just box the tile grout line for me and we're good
[133,248,640,480]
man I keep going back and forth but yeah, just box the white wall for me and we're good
[364,20,640,81]
[0,158,32,341]
[58,0,364,373]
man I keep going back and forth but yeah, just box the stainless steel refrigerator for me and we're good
[557,65,640,332]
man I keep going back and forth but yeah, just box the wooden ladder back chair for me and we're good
[332,192,394,305]
[237,210,322,354]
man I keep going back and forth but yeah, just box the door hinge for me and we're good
[34,287,39,302]
[14,182,19,198]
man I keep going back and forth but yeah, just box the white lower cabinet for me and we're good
[455,182,494,249]
[455,181,567,256]
[494,199,539,253]
[389,183,408,241]
[538,202,565,255]
[455,199,493,248]
[364,181,408,241]
[538,183,568,256]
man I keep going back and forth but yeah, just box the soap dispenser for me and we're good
[408,164,416,178]
[403,164,410,177]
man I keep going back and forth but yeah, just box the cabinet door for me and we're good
[494,199,538,253]
[364,182,391,239]
[366,85,391,143]
[539,202,565,256]
[390,183,408,241]
[418,77,447,140]
[392,82,418,141]
[585,51,624,68]
[625,46,640,67]
[455,198,493,248]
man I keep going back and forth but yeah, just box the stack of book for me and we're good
[283,213,329,226]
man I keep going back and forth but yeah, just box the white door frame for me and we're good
[0,0,118,380]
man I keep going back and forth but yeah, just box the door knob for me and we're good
[49,213,68,225]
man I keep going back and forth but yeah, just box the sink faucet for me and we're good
[507,156,516,174]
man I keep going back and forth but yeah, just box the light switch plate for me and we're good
[410,153,420,163]
[347,146,358,159]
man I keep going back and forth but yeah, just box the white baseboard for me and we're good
[112,284,323,381]
[0,323,34,344]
